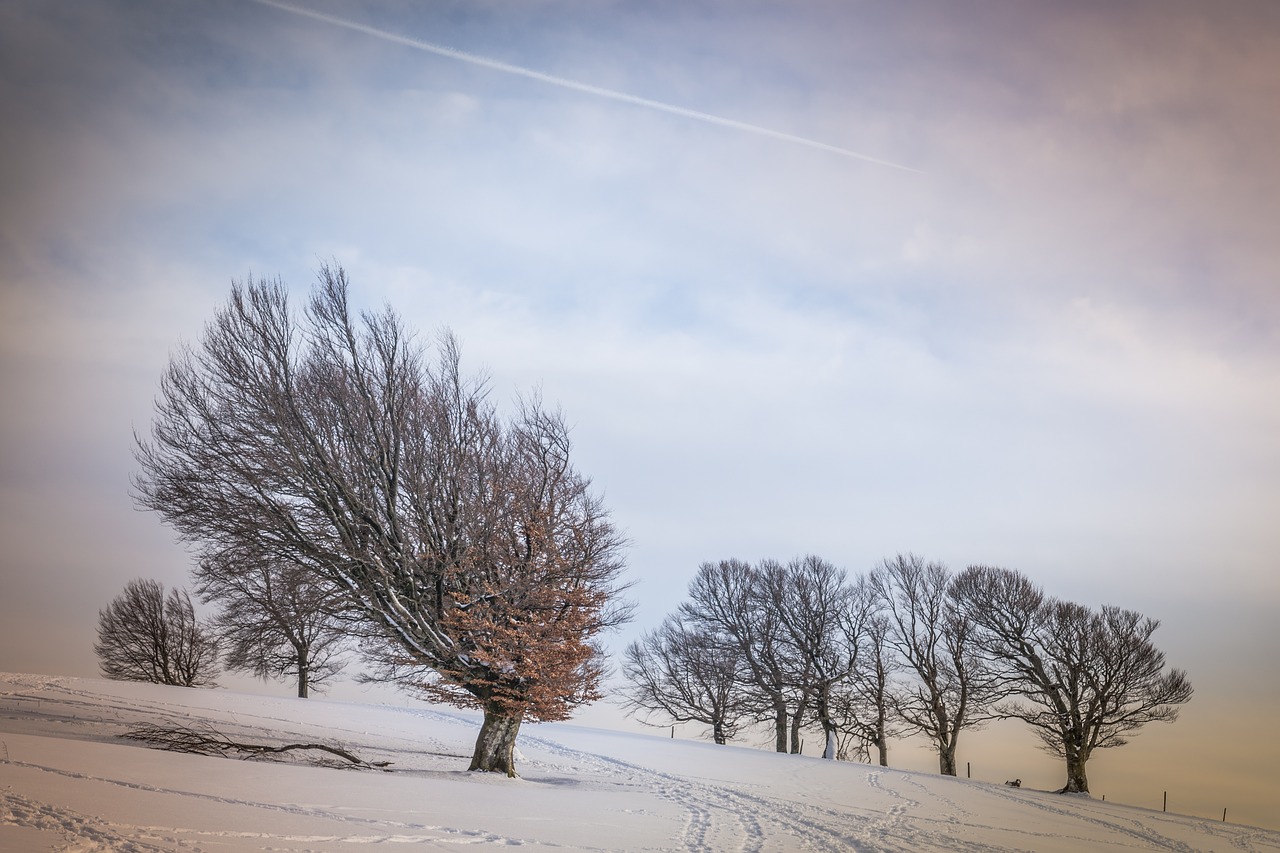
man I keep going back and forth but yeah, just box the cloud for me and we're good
[250,0,923,172]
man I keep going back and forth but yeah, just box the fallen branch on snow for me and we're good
[122,724,392,769]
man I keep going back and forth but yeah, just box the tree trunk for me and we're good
[469,706,523,777]
[1059,746,1090,794]
[773,704,788,753]
[712,719,727,745]
[938,744,957,776]
[816,686,836,760]
[873,699,889,766]
[876,657,892,767]
[790,693,808,754]
[296,646,309,699]
[821,725,837,760]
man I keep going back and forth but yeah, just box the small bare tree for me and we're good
[94,579,220,687]
[869,554,1004,776]
[951,565,1193,794]
[195,549,350,698]
[621,615,749,744]
[831,586,908,766]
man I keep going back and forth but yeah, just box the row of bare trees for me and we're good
[622,554,1192,794]
[99,267,630,776]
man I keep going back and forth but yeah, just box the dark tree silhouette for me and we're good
[951,565,1193,794]
[621,615,749,744]
[679,559,806,753]
[195,549,349,698]
[133,268,629,775]
[869,554,1004,775]
[764,556,860,760]
[832,583,908,765]
[94,579,220,687]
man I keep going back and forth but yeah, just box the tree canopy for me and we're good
[134,267,629,774]
[95,579,220,688]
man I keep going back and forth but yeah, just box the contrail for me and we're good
[251,0,922,173]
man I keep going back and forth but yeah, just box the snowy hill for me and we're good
[1,673,1276,851]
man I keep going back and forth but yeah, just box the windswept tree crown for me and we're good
[134,267,629,737]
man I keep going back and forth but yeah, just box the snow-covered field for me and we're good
[1,673,1275,852]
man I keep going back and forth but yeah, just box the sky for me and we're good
[2,0,1279,829]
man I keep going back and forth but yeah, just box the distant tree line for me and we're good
[622,554,1192,795]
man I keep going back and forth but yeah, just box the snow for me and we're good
[1,673,1276,852]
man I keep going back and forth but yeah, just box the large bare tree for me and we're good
[621,615,749,744]
[951,565,1193,793]
[133,268,628,776]
[195,549,349,698]
[94,579,220,687]
[869,554,1004,775]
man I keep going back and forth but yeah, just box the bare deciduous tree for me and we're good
[195,549,349,698]
[832,586,907,766]
[869,554,1004,775]
[951,565,1193,794]
[678,559,803,753]
[94,579,220,687]
[765,556,860,760]
[621,615,748,744]
[133,269,629,776]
